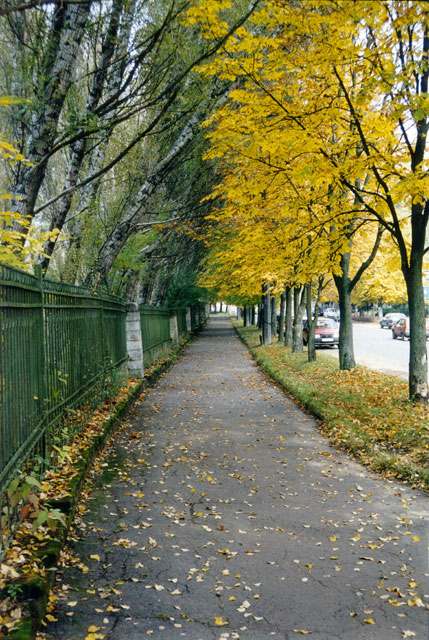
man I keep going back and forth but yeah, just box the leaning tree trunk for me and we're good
[41,0,125,271]
[284,287,293,347]
[333,253,356,370]
[306,284,317,362]
[261,285,272,345]
[278,292,286,341]
[271,296,277,340]
[12,3,91,224]
[404,251,428,401]
[292,287,305,352]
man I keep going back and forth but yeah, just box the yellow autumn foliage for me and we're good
[186,0,429,304]
[0,98,56,269]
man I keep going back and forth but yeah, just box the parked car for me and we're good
[392,317,429,340]
[323,308,340,321]
[380,312,406,329]
[303,317,339,348]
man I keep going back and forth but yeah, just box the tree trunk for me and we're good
[284,287,293,347]
[271,296,277,340]
[243,305,248,326]
[333,253,356,370]
[12,3,91,223]
[404,253,428,401]
[85,105,214,286]
[257,303,262,329]
[306,284,317,362]
[40,0,125,271]
[278,292,286,341]
[251,304,256,326]
[292,286,305,352]
[262,285,272,345]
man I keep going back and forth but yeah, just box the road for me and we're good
[323,322,409,379]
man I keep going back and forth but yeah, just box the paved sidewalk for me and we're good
[45,317,429,640]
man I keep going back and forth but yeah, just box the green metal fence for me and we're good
[175,308,188,337]
[0,264,127,497]
[140,305,172,368]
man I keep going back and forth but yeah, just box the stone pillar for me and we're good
[170,312,179,344]
[126,305,144,377]
[186,307,192,332]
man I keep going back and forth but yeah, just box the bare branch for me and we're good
[0,0,99,15]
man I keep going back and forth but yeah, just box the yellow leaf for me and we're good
[45,614,57,622]
[364,618,376,625]
[214,616,228,626]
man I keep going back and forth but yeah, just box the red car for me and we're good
[303,317,339,348]
[392,317,429,340]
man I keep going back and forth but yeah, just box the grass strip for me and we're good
[234,323,429,492]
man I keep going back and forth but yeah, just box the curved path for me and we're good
[45,317,428,640]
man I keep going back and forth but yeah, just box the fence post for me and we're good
[126,304,144,377]
[170,310,179,344]
[186,307,192,332]
[35,265,49,462]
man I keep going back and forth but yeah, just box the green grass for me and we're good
[235,323,429,491]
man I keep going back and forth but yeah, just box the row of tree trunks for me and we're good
[242,305,257,326]
[41,0,132,271]
[13,3,92,224]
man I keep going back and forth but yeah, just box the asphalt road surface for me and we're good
[323,322,410,379]
[44,317,428,640]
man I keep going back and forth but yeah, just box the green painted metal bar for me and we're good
[0,263,128,499]
[139,305,172,368]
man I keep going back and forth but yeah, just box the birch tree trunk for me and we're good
[40,0,125,270]
[12,3,91,222]
[85,106,208,286]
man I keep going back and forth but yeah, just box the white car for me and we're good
[323,308,340,321]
